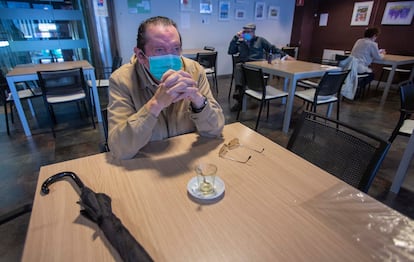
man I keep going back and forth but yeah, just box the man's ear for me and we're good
[134,47,146,64]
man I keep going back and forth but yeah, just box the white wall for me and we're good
[113,0,295,76]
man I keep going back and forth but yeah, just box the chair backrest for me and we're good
[203,46,215,51]
[315,70,350,98]
[37,67,86,97]
[196,51,217,70]
[0,72,8,103]
[241,65,266,95]
[282,46,298,59]
[111,56,123,73]
[335,54,349,62]
[399,80,414,112]
[287,111,390,193]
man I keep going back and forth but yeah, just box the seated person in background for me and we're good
[108,16,225,160]
[228,23,295,111]
[350,27,386,89]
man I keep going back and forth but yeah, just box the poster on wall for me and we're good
[219,1,230,21]
[94,0,108,17]
[268,6,280,20]
[128,0,151,14]
[235,9,246,20]
[350,1,373,26]
[255,2,265,20]
[200,0,212,14]
[381,1,414,25]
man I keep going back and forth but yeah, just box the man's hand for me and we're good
[145,70,204,116]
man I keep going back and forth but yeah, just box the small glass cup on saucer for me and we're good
[195,163,217,196]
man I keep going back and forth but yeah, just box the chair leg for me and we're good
[44,102,57,137]
[10,103,14,123]
[228,73,234,101]
[236,94,244,120]
[266,101,270,120]
[375,69,385,90]
[214,73,218,95]
[87,98,96,129]
[255,100,265,131]
[4,103,10,136]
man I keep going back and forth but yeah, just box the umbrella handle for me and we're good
[41,171,85,194]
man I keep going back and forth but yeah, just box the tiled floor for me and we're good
[0,76,413,261]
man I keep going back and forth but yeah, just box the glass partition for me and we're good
[0,0,90,73]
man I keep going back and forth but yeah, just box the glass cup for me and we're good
[195,163,217,196]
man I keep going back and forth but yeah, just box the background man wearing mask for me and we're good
[107,16,224,160]
[228,23,294,111]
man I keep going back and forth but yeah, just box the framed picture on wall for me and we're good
[219,1,230,21]
[381,1,414,25]
[350,1,374,26]
[235,9,246,20]
[200,0,212,14]
[268,6,280,19]
[255,2,265,20]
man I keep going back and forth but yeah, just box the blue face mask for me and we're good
[148,54,182,81]
[243,33,252,41]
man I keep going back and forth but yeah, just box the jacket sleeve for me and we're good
[228,35,240,55]
[190,70,225,138]
[107,74,157,160]
[261,37,286,57]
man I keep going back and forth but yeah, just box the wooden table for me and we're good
[246,60,339,133]
[23,123,413,261]
[6,60,102,136]
[373,54,414,106]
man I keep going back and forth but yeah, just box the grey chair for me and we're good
[228,53,241,101]
[287,111,390,193]
[389,80,414,143]
[88,55,122,89]
[281,46,298,59]
[0,72,42,135]
[196,51,218,94]
[236,65,288,131]
[37,67,96,137]
[294,70,350,121]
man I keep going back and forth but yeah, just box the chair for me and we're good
[88,56,122,89]
[287,111,390,193]
[375,66,411,91]
[236,65,288,131]
[334,54,372,99]
[203,46,215,51]
[37,67,96,137]
[294,70,350,121]
[0,72,42,135]
[296,54,346,90]
[281,46,298,59]
[228,53,241,101]
[389,80,414,143]
[196,51,218,94]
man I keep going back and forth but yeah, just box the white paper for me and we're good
[319,13,328,26]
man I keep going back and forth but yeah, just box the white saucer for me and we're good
[187,176,225,201]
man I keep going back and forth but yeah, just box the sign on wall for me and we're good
[350,1,373,26]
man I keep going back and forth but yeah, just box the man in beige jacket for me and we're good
[107,16,224,160]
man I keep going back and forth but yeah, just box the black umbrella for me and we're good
[41,171,153,262]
